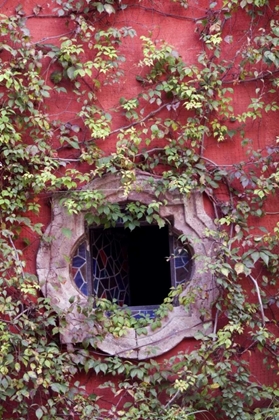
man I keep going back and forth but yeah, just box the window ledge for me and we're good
[62,307,206,360]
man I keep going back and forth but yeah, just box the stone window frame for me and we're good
[37,172,217,359]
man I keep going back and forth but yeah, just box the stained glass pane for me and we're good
[90,228,130,306]
[71,227,192,316]
[72,241,88,296]
[172,238,192,287]
[132,307,157,319]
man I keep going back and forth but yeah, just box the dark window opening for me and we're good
[90,225,171,307]
[128,225,170,306]
[72,223,192,313]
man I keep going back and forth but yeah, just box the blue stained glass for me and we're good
[92,260,99,277]
[74,272,84,289]
[77,242,86,258]
[72,242,88,296]
[80,283,88,296]
[72,255,86,268]
[174,249,190,268]
[133,309,156,319]
[173,243,191,287]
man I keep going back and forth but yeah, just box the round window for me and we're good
[37,172,216,359]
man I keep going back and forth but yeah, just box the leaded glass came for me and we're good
[72,224,192,312]
[91,228,130,305]
[72,241,88,296]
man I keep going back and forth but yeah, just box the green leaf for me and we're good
[50,383,67,393]
[96,3,104,13]
[66,66,76,80]
[260,252,269,266]
[235,263,244,275]
[104,4,115,14]
[69,296,75,304]
[61,228,72,238]
[220,267,230,276]
[250,251,260,263]
[130,368,144,379]
[15,362,21,372]
[36,408,43,419]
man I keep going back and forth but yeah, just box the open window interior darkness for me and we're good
[90,225,171,307]
[71,223,192,314]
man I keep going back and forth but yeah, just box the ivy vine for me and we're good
[1,0,279,419]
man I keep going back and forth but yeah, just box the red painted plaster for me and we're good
[3,0,279,415]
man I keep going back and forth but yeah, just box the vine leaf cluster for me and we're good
[0,0,279,419]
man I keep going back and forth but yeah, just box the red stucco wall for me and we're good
[3,0,279,416]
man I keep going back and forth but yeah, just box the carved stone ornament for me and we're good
[37,172,217,359]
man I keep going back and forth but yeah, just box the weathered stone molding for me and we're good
[37,172,217,359]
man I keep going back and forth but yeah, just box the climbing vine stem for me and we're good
[0,0,279,419]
